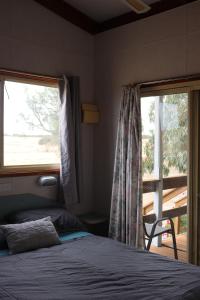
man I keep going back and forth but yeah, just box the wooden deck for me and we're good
[150,233,187,262]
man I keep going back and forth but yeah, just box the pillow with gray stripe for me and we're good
[6,207,84,234]
[0,217,61,254]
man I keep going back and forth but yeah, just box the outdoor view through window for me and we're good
[3,81,60,166]
[141,92,188,262]
[142,93,188,179]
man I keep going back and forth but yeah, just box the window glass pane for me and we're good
[4,81,60,166]
[143,192,155,216]
[141,97,156,180]
[162,93,188,178]
[162,187,187,211]
[162,187,187,247]
[142,91,188,262]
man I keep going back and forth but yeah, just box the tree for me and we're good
[19,85,60,146]
[142,93,188,177]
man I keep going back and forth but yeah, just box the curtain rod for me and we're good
[123,73,200,88]
[0,69,63,83]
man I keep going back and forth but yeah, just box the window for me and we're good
[162,94,188,178]
[142,93,188,180]
[142,90,188,261]
[0,78,60,172]
[141,96,155,180]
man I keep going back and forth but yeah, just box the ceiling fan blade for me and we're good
[124,0,151,14]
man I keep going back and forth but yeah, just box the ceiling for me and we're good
[64,0,160,22]
[34,0,198,34]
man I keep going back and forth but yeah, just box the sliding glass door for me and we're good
[141,91,188,262]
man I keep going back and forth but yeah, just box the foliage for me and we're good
[143,93,188,177]
[180,214,187,233]
[20,86,59,146]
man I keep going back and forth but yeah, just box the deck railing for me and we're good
[143,175,187,237]
[143,205,187,224]
[143,175,187,193]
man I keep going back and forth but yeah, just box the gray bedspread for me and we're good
[0,235,200,300]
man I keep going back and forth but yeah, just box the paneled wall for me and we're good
[0,0,95,215]
[94,1,200,215]
[1,0,200,217]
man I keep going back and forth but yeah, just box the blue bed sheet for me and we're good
[0,231,90,257]
[59,231,90,241]
[0,249,9,257]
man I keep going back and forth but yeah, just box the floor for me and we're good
[150,233,187,263]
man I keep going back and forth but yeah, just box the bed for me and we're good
[0,231,200,300]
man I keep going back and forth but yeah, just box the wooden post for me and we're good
[153,96,163,247]
[174,216,180,235]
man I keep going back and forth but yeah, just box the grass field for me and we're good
[4,136,60,166]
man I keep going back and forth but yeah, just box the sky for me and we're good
[141,95,180,135]
[141,96,155,135]
[4,82,181,137]
[4,81,59,136]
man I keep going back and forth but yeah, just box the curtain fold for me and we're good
[188,90,200,265]
[109,85,143,248]
[58,76,81,205]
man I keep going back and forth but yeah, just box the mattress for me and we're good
[0,233,200,300]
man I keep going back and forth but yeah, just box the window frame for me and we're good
[141,85,190,246]
[0,70,60,176]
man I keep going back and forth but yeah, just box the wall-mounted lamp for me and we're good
[38,176,57,187]
[82,104,99,124]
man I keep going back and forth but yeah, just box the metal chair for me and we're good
[143,217,178,260]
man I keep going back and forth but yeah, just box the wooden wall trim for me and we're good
[141,75,200,91]
[98,0,198,33]
[34,0,99,35]
[34,0,198,35]
[0,69,59,85]
[0,169,59,178]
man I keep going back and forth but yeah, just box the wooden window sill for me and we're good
[0,167,60,178]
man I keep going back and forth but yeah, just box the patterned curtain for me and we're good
[109,85,143,248]
[58,76,81,205]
